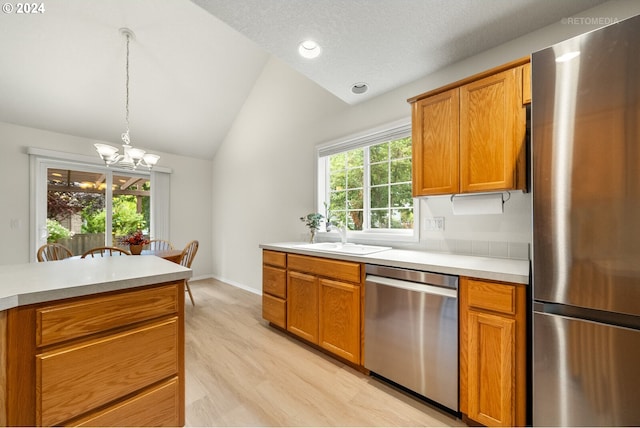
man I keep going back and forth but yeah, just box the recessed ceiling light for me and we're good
[298,40,321,59]
[351,82,369,94]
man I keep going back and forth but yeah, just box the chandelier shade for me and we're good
[95,28,159,170]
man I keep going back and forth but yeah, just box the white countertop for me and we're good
[0,256,192,311]
[260,242,530,284]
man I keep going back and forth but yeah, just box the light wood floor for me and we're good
[184,278,466,427]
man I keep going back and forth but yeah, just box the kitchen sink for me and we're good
[295,242,392,255]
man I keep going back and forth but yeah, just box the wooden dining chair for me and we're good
[37,243,73,262]
[179,240,199,305]
[81,246,131,258]
[147,239,174,251]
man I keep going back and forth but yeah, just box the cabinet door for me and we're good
[466,311,515,427]
[287,271,318,344]
[459,68,525,193]
[522,62,531,104]
[318,278,360,364]
[412,88,460,196]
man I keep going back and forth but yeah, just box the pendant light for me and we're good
[95,28,159,170]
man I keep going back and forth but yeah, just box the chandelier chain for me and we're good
[123,31,131,143]
[94,27,159,170]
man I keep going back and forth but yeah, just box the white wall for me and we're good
[0,121,213,278]
[211,0,640,293]
[210,58,347,293]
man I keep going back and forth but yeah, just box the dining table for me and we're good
[67,248,183,263]
[140,248,183,264]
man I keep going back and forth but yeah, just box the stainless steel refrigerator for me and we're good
[532,14,640,427]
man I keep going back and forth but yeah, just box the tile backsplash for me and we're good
[421,238,530,260]
[417,191,532,260]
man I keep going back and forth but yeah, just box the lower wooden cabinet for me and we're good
[262,250,363,365]
[262,250,287,328]
[2,282,185,427]
[460,277,527,427]
[286,254,363,365]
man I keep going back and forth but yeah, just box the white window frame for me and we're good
[28,148,171,261]
[315,119,419,243]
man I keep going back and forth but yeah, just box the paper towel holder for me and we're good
[450,191,512,204]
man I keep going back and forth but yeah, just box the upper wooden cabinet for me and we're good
[522,62,531,105]
[410,58,529,196]
[460,68,525,192]
[412,88,460,195]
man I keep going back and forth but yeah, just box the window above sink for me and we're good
[315,119,419,244]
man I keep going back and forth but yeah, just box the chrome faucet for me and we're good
[337,224,347,244]
[328,221,348,244]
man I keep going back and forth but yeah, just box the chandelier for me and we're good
[95,28,159,170]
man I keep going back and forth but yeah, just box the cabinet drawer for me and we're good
[73,377,180,427]
[262,293,286,329]
[288,254,361,284]
[263,250,286,268]
[36,318,179,426]
[263,265,286,298]
[467,278,516,315]
[36,284,179,347]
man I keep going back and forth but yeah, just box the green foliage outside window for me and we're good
[81,195,146,236]
[46,218,72,243]
[327,137,413,231]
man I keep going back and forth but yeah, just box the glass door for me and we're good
[111,173,151,251]
[39,162,151,257]
[45,167,107,256]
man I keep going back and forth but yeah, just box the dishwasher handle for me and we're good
[366,275,457,299]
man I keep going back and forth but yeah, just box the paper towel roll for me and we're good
[451,193,504,215]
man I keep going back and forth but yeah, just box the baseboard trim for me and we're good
[208,274,261,296]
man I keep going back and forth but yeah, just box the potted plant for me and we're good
[121,230,149,255]
[300,213,324,243]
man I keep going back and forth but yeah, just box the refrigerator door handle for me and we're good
[534,301,640,331]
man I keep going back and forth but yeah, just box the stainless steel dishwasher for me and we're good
[364,264,459,412]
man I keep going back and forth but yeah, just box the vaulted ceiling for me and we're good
[0,0,608,160]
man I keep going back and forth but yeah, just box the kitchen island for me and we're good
[0,256,191,427]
